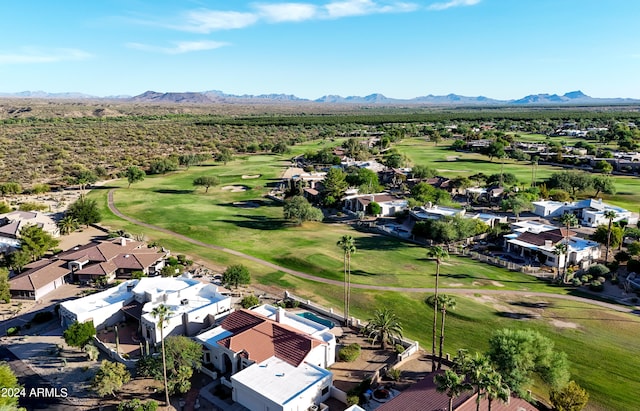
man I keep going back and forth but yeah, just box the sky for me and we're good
[1,0,639,100]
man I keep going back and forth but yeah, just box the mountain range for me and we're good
[1,90,639,106]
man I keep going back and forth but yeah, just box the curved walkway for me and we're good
[107,189,635,314]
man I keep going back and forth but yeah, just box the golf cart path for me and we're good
[108,189,635,314]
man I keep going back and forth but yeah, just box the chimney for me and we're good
[544,240,552,248]
[276,307,286,323]
[121,237,126,247]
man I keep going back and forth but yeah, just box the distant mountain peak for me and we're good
[1,89,637,106]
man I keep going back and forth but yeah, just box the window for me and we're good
[321,386,329,396]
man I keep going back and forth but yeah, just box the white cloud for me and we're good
[428,0,480,11]
[0,48,91,64]
[180,9,259,32]
[254,3,319,22]
[126,40,229,54]
[163,1,418,33]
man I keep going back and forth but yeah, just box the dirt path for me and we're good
[107,189,636,314]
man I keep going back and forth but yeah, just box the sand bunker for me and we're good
[222,185,248,192]
[233,201,260,208]
[242,174,261,179]
[550,319,579,329]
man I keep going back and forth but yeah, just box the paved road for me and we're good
[107,189,636,314]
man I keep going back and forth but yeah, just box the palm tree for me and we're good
[604,210,617,262]
[434,369,472,411]
[485,370,510,411]
[425,294,456,370]
[363,308,403,350]
[426,245,449,372]
[57,215,78,236]
[553,243,568,282]
[337,235,356,325]
[560,213,578,239]
[466,353,493,411]
[151,304,173,408]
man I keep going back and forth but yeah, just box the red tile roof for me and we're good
[377,371,474,411]
[457,394,539,411]
[516,228,574,247]
[9,260,69,291]
[217,309,324,367]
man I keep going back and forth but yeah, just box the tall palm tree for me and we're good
[151,304,173,408]
[425,294,456,370]
[553,243,568,283]
[559,213,578,278]
[604,210,617,262]
[426,245,449,372]
[337,235,356,325]
[363,308,403,350]
[485,370,510,411]
[466,353,493,411]
[435,369,472,411]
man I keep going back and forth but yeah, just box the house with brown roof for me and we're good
[0,210,59,252]
[196,304,336,411]
[504,221,600,270]
[57,237,168,284]
[8,259,71,300]
[377,371,538,411]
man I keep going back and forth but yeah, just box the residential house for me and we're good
[0,211,59,252]
[9,259,71,300]
[57,237,168,284]
[60,277,231,339]
[410,204,465,221]
[196,304,336,411]
[377,371,538,411]
[342,193,408,217]
[504,221,600,270]
[532,199,637,228]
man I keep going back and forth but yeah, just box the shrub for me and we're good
[6,326,20,336]
[581,275,593,283]
[394,344,405,354]
[627,258,640,274]
[32,311,54,324]
[346,395,360,406]
[339,343,361,362]
[387,367,402,381]
[588,264,610,277]
[589,280,604,292]
[117,398,158,411]
[571,278,582,287]
[240,295,260,309]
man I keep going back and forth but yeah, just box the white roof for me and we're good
[232,357,331,406]
[511,221,557,234]
[140,281,229,323]
[61,279,137,316]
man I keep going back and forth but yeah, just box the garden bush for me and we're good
[589,280,604,292]
[588,264,610,277]
[394,344,405,354]
[339,343,361,362]
[240,294,260,309]
[571,278,582,287]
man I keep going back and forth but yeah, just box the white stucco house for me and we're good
[532,199,637,228]
[342,193,408,217]
[60,277,232,340]
[504,221,600,270]
[0,210,59,252]
[196,304,336,411]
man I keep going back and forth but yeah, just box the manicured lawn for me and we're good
[86,141,640,411]
[89,157,563,293]
[282,276,640,411]
[396,137,640,211]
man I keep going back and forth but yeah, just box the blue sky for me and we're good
[1,0,638,99]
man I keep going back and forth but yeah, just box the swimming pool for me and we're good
[296,312,335,329]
